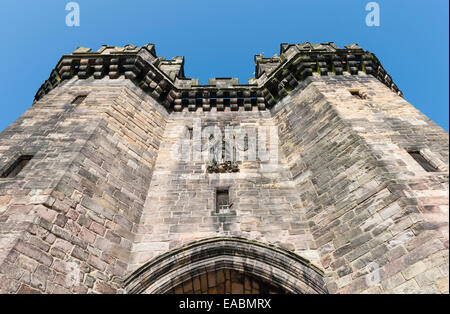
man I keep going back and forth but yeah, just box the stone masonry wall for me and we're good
[0,78,168,293]
[127,109,319,272]
[0,71,448,294]
[271,74,448,294]
[0,83,102,293]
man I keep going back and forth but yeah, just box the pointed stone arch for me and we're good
[124,237,327,294]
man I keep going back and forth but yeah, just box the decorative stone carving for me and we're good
[207,160,239,174]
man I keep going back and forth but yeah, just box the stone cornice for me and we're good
[35,42,402,112]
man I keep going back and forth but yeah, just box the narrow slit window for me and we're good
[216,189,230,214]
[1,155,33,178]
[408,151,438,172]
[72,95,87,105]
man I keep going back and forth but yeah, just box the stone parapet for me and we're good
[34,43,401,113]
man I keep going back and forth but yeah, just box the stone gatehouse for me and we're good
[0,43,448,294]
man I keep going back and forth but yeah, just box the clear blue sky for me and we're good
[0,0,448,131]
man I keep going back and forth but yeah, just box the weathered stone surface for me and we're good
[0,43,448,294]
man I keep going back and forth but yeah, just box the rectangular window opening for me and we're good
[187,126,193,140]
[408,151,438,172]
[216,188,230,214]
[1,155,34,178]
[348,89,367,100]
[72,95,87,105]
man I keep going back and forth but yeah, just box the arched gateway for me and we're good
[124,237,327,294]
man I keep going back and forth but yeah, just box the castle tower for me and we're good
[0,43,448,294]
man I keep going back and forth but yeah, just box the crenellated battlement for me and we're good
[35,42,402,112]
[1,41,448,295]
